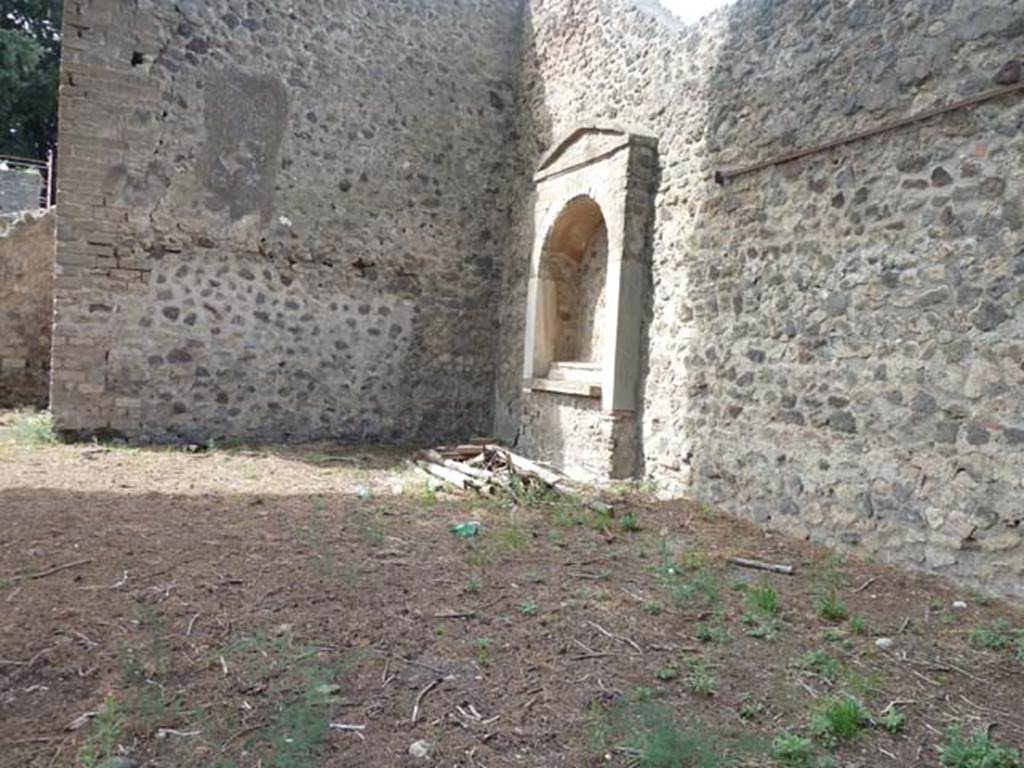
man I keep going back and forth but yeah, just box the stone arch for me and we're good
[535,195,609,379]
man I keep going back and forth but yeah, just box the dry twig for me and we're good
[412,679,441,723]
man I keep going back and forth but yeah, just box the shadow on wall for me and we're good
[491,0,551,446]
[503,0,668,478]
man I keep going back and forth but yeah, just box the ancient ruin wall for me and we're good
[499,0,1024,597]
[0,209,55,408]
[54,0,522,443]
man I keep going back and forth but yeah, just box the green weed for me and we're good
[644,601,664,616]
[591,504,616,530]
[77,696,124,767]
[2,410,58,446]
[810,696,871,746]
[816,556,848,622]
[969,620,1024,659]
[688,658,717,696]
[817,591,848,622]
[475,636,492,665]
[737,697,766,722]
[793,650,844,683]
[586,688,765,767]
[745,581,780,618]
[494,522,529,552]
[849,615,867,635]
[697,622,731,645]
[662,566,721,612]
[518,601,539,616]
[620,511,641,533]
[771,731,815,767]
[878,707,906,735]
[262,660,348,768]
[939,726,1023,768]
[656,665,679,682]
[300,515,338,577]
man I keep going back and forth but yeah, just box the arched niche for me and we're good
[532,195,609,388]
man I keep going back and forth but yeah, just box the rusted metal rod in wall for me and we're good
[714,81,1024,185]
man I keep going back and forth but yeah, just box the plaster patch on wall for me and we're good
[198,68,289,225]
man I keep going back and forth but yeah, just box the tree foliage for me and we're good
[0,0,62,159]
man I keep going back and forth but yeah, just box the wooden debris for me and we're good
[8,558,94,583]
[727,557,795,576]
[415,443,575,498]
[411,679,441,723]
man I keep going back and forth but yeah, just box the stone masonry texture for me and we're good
[493,0,1024,599]
[57,0,1024,598]
[0,168,44,213]
[53,0,521,444]
[0,209,56,408]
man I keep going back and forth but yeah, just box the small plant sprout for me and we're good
[849,615,867,635]
[745,580,780,617]
[76,696,123,767]
[817,590,848,622]
[810,696,871,746]
[518,601,539,616]
[688,658,717,696]
[644,601,664,616]
[697,621,731,645]
[878,707,906,735]
[968,620,1024,658]
[939,725,1023,768]
[475,636,492,664]
[619,511,640,532]
[737,696,766,722]
[771,731,816,767]
[655,665,679,681]
[793,649,844,682]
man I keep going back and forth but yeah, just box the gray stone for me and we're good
[970,301,1009,332]
[965,422,990,446]
[96,759,141,768]
[409,740,433,759]
[828,411,857,434]
[909,391,938,415]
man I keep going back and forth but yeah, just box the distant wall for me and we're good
[0,169,43,213]
[53,0,522,443]
[0,209,55,408]
[498,0,1024,597]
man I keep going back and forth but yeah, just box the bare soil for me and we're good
[1,412,1022,768]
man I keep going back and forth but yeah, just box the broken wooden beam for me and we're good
[727,557,795,576]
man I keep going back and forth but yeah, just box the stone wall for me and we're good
[0,168,44,213]
[497,0,1024,597]
[53,0,522,443]
[0,209,56,408]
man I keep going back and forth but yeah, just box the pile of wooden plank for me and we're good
[413,444,575,496]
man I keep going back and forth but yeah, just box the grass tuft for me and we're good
[2,410,58,446]
[810,696,871,746]
[745,580,780,618]
[771,731,816,767]
[939,726,1023,768]
[77,696,123,767]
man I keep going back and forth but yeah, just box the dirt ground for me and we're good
[1,411,1023,768]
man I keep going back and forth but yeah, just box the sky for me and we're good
[658,0,735,23]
